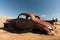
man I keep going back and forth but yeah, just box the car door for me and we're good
[15,15,27,29]
[15,14,33,29]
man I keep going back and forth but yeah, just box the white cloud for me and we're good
[41,15,46,17]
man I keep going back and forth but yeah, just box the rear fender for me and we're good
[34,24,51,34]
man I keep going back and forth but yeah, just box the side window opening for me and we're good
[19,15,26,19]
[35,16,40,19]
[27,17,31,20]
[26,15,31,20]
[19,15,31,20]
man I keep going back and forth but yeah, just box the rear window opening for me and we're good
[35,16,40,19]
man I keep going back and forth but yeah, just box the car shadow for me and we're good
[31,28,48,35]
[2,26,48,35]
[3,27,28,34]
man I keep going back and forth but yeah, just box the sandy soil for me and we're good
[0,25,60,40]
[0,28,60,40]
[0,16,60,40]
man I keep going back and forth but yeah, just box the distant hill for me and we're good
[0,16,12,23]
[0,16,12,28]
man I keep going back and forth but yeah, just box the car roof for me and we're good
[20,12,37,16]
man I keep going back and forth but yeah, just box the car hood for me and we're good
[33,19,57,33]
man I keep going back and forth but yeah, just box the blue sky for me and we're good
[0,0,60,20]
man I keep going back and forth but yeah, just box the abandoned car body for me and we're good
[4,13,57,35]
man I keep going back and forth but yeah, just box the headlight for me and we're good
[51,31,54,33]
[48,26,52,29]
[48,26,54,33]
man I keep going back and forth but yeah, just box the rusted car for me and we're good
[4,12,58,35]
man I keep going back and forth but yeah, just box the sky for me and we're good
[0,0,60,20]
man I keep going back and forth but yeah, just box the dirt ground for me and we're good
[0,16,60,40]
[0,24,60,40]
